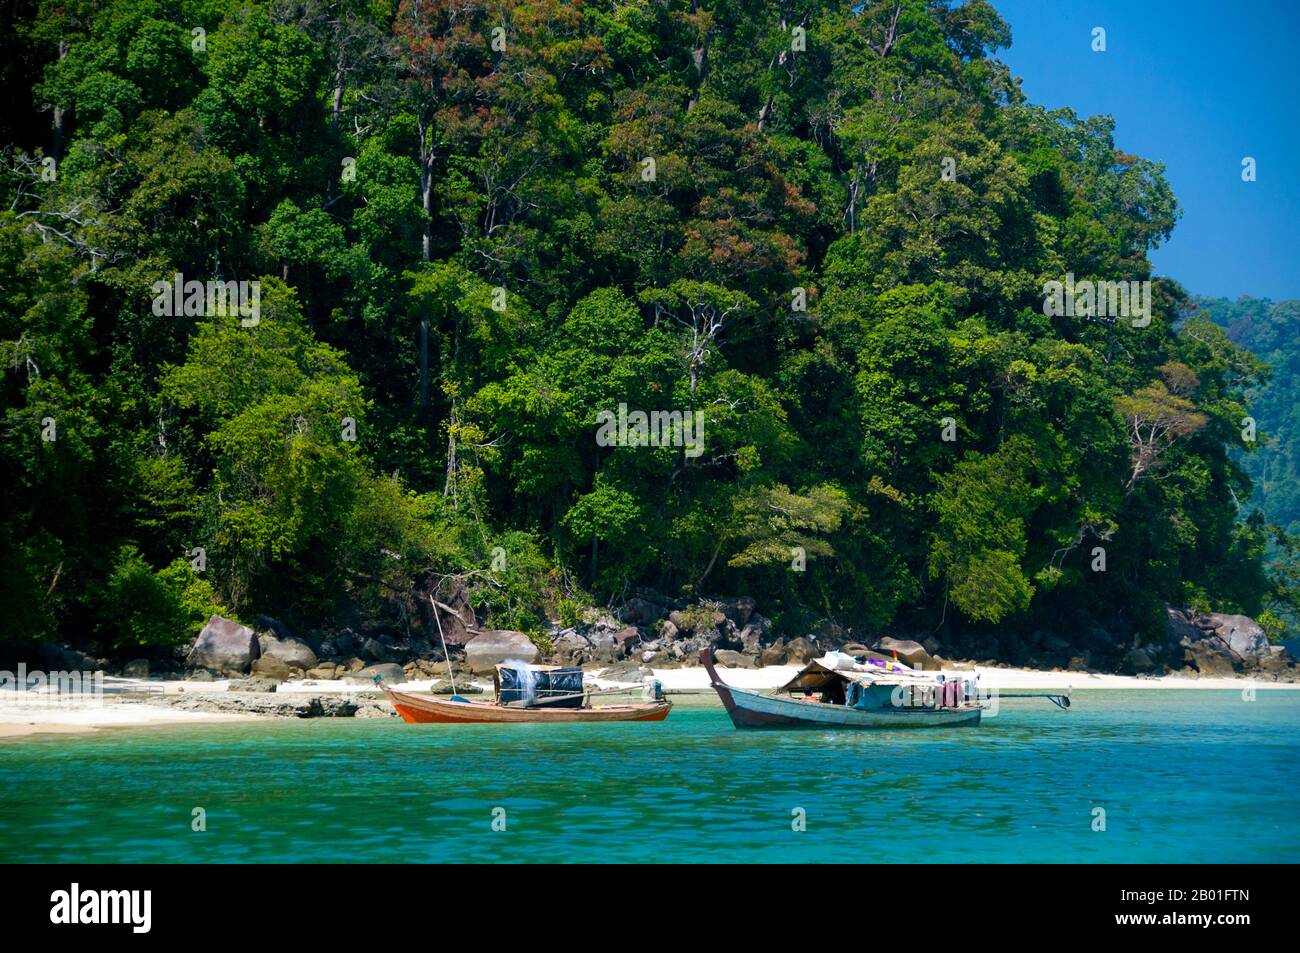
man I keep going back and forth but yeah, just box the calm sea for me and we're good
[2,690,1297,863]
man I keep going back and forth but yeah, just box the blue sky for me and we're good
[991,0,1300,301]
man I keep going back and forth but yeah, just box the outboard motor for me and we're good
[642,676,664,702]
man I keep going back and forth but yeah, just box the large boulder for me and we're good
[1123,647,1155,674]
[1208,614,1269,661]
[257,631,318,672]
[722,596,757,627]
[737,614,772,653]
[343,662,407,684]
[613,627,641,658]
[784,636,818,665]
[1258,646,1295,677]
[464,630,539,674]
[761,638,788,667]
[552,628,591,665]
[1165,608,1207,646]
[621,597,665,627]
[251,656,292,681]
[714,649,758,669]
[1182,638,1236,677]
[873,636,936,671]
[1165,607,1281,675]
[187,615,260,675]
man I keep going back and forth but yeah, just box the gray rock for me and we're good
[1182,637,1237,677]
[159,693,356,717]
[229,676,282,693]
[714,649,757,669]
[362,637,404,664]
[331,630,360,656]
[738,614,772,653]
[873,636,936,670]
[122,659,150,678]
[428,680,483,695]
[1210,614,1269,660]
[613,627,641,655]
[186,615,260,675]
[761,638,788,667]
[621,597,664,627]
[251,656,292,680]
[257,630,318,671]
[464,630,539,673]
[344,662,407,684]
[785,636,817,665]
[1124,647,1155,673]
[599,660,648,681]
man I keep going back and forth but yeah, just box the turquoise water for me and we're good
[2,690,1298,863]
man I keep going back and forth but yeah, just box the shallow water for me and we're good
[2,690,1297,862]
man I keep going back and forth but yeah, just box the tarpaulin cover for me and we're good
[498,665,585,708]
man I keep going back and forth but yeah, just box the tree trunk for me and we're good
[418,118,433,409]
[52,40,67,162]
[419,317,429,408]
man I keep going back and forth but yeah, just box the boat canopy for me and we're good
[778,652,964,693]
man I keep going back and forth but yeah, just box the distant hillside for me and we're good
[1195,296,1300,534]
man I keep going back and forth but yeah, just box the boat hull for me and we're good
[384,687,672,724]
[716,684,982,729]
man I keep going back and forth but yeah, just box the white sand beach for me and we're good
[612,663,1300,693]
[0,695,260,738]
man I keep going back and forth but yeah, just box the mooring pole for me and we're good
[429,595,458,694]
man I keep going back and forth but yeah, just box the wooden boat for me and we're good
[701,648,985,729]
[383,686,671,724]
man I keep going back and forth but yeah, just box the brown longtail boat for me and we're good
[381,663,672,724]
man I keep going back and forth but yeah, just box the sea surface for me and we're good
[2,690,1298,863]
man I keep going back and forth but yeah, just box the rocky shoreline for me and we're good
[5,595,1295,728]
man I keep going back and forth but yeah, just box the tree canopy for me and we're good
[0,0,1287,650]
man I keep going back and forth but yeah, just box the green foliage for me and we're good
[0,0,1282,656]
[1257,609,1287,644]
[97,546,224,649]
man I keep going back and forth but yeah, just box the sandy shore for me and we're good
[629,663,1300,693]
[3,662,1293,738]
[0,695,260,738]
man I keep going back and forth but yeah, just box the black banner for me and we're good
[2,864,1272,940]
